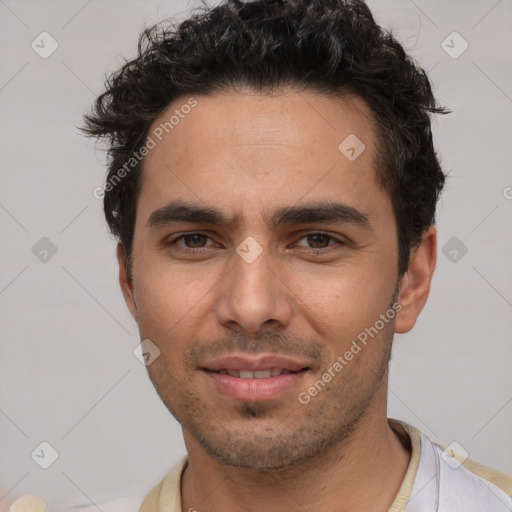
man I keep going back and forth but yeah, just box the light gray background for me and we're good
[1,0,511,510]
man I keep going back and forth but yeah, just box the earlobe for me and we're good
[394,226,437,334]
[116,242,138,320]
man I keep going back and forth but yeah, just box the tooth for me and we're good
[227,370,240,378]
[219,369,227,375]
[281,369,290,374]
[271,368,282,377]
[254,370,271,379]
[239,370,254,379]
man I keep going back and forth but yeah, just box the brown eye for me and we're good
[293,232,346,255]
[182,234,209,248]
[306,234,332,249]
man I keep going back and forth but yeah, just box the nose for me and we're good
[214,244,294,335]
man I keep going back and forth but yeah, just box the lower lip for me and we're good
[203,370,308,401]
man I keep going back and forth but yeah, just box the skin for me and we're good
[117,88,437,512]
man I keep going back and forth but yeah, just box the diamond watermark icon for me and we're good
[441,441,469,469]
[134,338,161,366]
[338,134,366,161]
[441,31,468,59]
[32,237,58,263]
[236,237,263,263]
[31,32,59,59]
[442,237,468,263]
[31,441,59,469]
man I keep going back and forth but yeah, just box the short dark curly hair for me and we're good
[81,0,448,276]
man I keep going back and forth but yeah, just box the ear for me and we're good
[116,242,138,321]
[394,225,437,334]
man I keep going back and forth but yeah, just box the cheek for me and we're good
[133,260,215,346]
[298,264,396,350]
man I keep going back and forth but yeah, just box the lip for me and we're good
[200,353,310,372]
[200,353,311,402]
[203,369,309,401]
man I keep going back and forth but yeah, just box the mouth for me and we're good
[200,354,311,401]
[209,368,302,378]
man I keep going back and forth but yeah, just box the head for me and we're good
[82,0,446,470]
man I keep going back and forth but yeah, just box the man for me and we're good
[75,0,511,510]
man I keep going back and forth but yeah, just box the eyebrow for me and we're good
[147,199,372,232]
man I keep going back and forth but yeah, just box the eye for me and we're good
[170,233,217,251]
[180,233,209,248]
[294,232,344,252]
[166,231,346,256]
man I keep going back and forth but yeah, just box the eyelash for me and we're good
[167,232,345,255]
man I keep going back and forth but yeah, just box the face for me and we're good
[118,88,429,470]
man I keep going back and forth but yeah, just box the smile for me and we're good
[212,368,295,378]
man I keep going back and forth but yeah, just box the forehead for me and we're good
[145,88,376,165]
[136,88,390,229]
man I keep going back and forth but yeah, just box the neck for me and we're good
[181,388,410,512]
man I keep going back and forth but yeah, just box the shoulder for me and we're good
[390,420,512,512]
[139,456,188,512]
[393,419,512,500]
[443,447,512,497]
[67,494,145,511]
[64,457,188,512]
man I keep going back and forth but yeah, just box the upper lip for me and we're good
[200,353,311,372]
